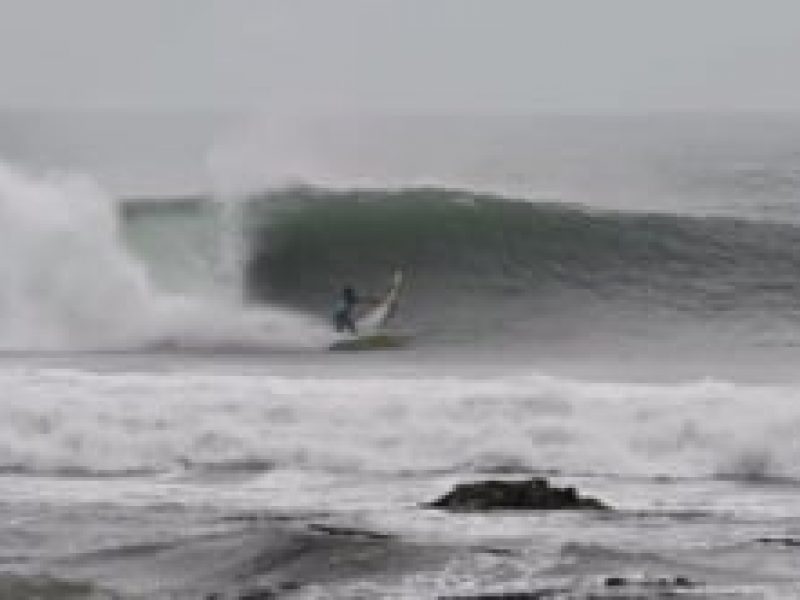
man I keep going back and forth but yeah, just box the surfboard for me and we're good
[329,332,410,351]
[330,270,406,351]
[356,269,404,334]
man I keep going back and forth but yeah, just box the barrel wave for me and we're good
[240,186,800,349]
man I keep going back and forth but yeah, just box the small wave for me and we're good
[0,573,101,600]
[177,457,277,475]
[0,464,160,478]
[560,541,668,563]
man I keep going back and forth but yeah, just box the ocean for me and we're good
[2,115,800,598]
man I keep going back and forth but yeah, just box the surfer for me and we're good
[333,286,372,333]
[332,271,403,336]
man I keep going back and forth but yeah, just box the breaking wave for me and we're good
[0,163,332,351]
[7,161,800,352]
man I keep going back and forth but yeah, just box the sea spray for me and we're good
[0,163,158,348]
[211,194,248,303]
[0,162,332,351]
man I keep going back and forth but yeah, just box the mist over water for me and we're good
[209,114,800,220]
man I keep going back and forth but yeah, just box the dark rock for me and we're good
[424,478,609,511]
[604,576,627,587]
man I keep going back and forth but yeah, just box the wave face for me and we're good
[242,187,800,347]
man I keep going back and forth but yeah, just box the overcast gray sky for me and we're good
[1,0,800,113]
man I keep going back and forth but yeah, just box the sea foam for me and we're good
[1,367,799,483]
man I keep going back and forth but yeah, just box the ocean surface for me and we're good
[3,115,800,598]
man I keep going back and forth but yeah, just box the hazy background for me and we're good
[1,0,799,195]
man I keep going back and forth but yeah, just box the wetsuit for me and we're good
[333,287,359,333]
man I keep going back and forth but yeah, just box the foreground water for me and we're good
[0,350,799,599]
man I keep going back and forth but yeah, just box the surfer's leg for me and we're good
[346,315,357,334]
[334,309,357,333]
[334,310,347,332]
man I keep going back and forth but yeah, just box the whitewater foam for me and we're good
[0,162,333,351]
[2,367,800,483]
